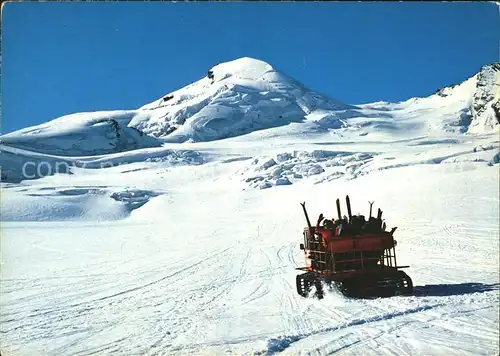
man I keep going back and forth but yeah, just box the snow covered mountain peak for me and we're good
[208,57,274,82]
[479,62,500,77]
[132,57,354,142]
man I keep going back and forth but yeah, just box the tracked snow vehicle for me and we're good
[296,196,413,299]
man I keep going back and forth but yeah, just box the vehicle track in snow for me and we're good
[275,286,499,356]
[144,244,259,354]
[261,302,444,355]
[1,247,237,354]
[2,143,498,356]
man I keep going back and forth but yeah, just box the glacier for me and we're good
[1,57,499,356]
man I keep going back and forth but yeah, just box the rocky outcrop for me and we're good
[468,63,500,133]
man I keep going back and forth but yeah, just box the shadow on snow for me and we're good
[413,282,499,297]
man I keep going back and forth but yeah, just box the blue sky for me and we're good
[2,2,499,134]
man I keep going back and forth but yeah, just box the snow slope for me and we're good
[1,133,498,356]
[359,63,499,136]
[0,111,161,156]
[1,58,499,356]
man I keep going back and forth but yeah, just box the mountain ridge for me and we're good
[131,57,357,142]
[1,57,498,152]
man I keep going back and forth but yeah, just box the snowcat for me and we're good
[296,195,413,299]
